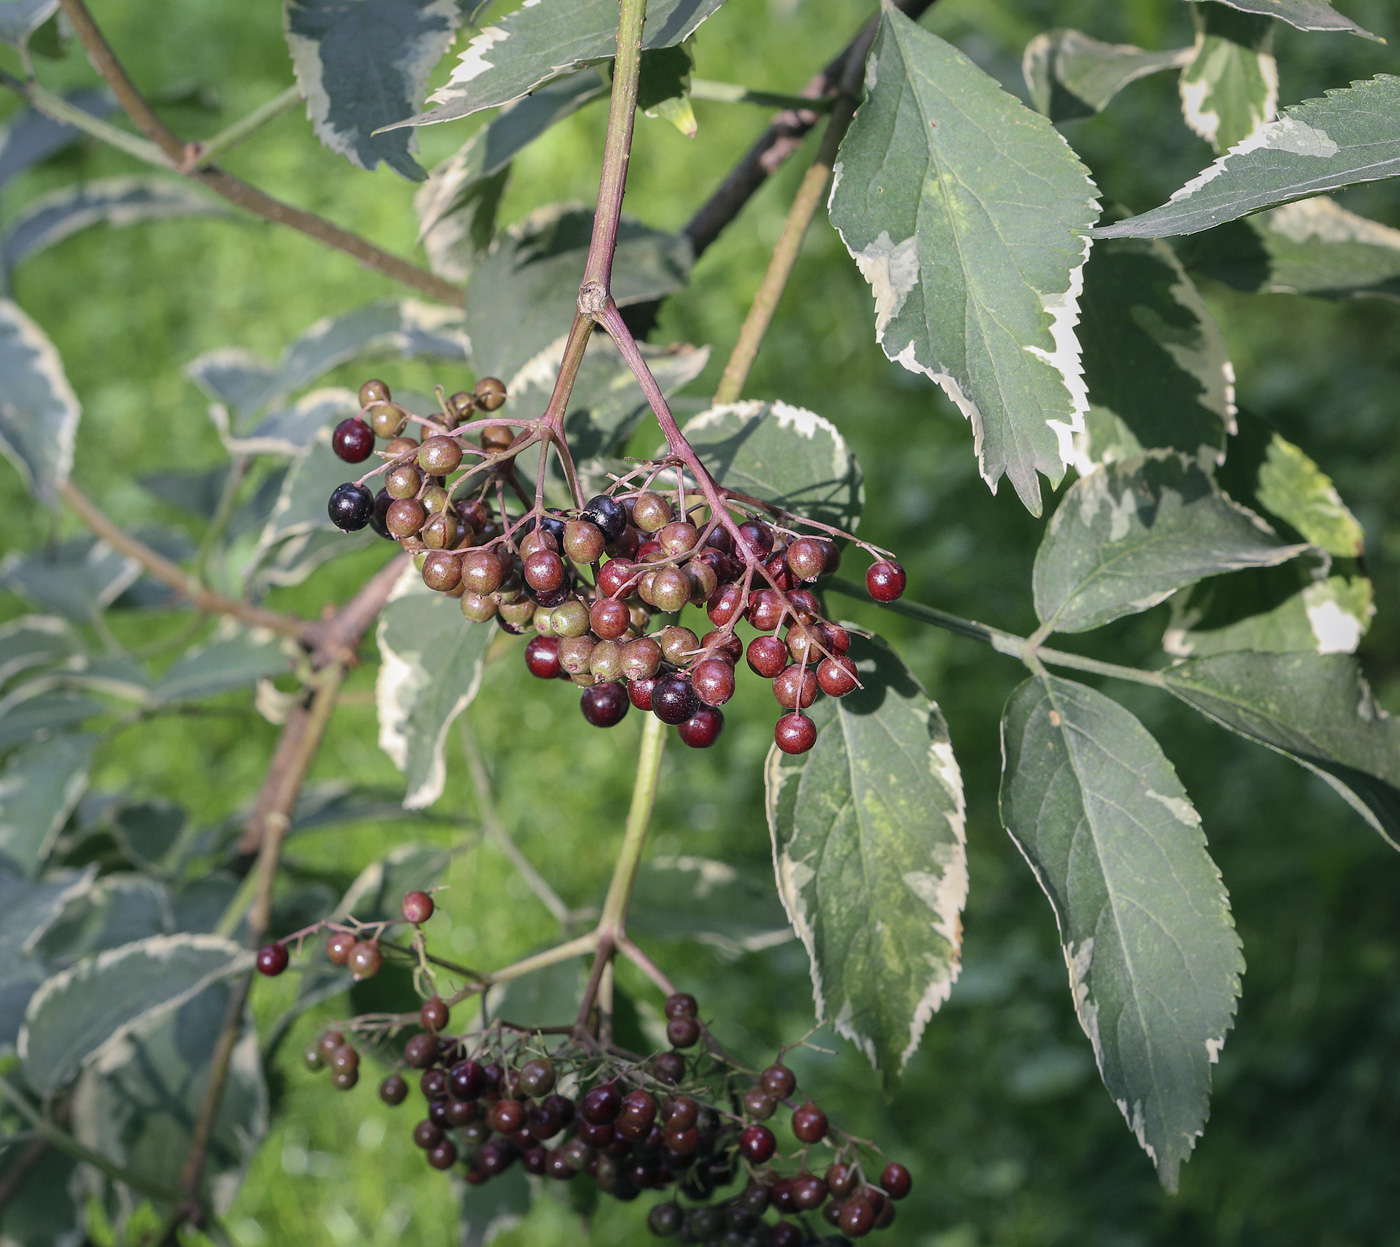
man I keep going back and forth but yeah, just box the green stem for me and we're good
[0,1072,183,1204]
[688,79,836,111]
[598,713,667,937]
[0,72,171,167]
[187,85,301,169]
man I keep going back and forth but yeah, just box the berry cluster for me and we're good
[327,380,907,756]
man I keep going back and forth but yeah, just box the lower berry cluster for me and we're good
[326,380,907,757]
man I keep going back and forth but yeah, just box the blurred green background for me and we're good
[2,0,1399,1244]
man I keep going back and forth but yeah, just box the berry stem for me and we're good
[182,83,302,170]
[597,713,667,940]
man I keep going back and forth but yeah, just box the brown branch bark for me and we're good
[53,0,460,304]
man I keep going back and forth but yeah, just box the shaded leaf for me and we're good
[19,932,249,1096]
[1180,195,1400,300]
[421,166,508,281]
[283,0,461,179]
[0,535,138,621]
[0,867,95,1052]
[1023,29,1191,122]
[150,624,296,704]
[830,7,1101,516]
[216,387,361,462]
[674,401,863,534]
[254,419,373,554]
[638,44,696,137]
[0,298,80,504]
[1075,237,1235,468]
[1179,5,1277,153]
[0,615,81,686]
[765,634,966,1086]
[1162,651,1400,846]
[110,799,188,871]
[1033,452,1308,634]
[1175,0,1381,41]
[465,204,692,382]
[335,841,453,922]
[392,0,729,129]
[1,177,228,270]
[0,89,116,188]
[0,691,105,754]
[0,1145,82,1247]
[629,855,792,957]
[459,1166,530,1247]
[493,951,585,1029]
[36,874,173,968]
[0,733,99,875]
[377,566,493,808]
[0,0,56,48]
[999,675,1242,1191]
[138,465,231,520]
[1096,76,1400,240]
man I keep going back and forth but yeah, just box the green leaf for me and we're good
[0,615,81,686]
[0,298,80,505]
[36,874,173,968]
[765,634,966,1086]
[0,733,99,875]
[283,0,461,180]
[1162,651,1400,846]
[674,401,863,534]
[628,855,793,958]
[0,867,95,1052]
[110,799,188,871]
[999,675,1242,1191]
[150,624,296,704]
[0,1146,81,1247]
[1096,76,1400,240]
[638,44,697,138]
[388,0,729,129]
[493,951,585,1029]
[0,0,57,49]
[465,205,692,382]
[1180,196,1400,300]
[70,983,267,1213]
[376,567,493,808]
[0,536,139,622]
[0,177,228,270]
[1174,0,1382,41]
[336,841,453,922]
[1179,5,1277,154]
[1022,29,1192,122]
[1076,237,1235,468]
[459,1166,530,1247]
[211,385,362,459]
[19,932,249,1096]
[1034,452,1308,634]
[1166,569,1372,656]
[0,90,116,189]
[416,69,605,281]
[829,7,1101,516]
[0,691,104,754]
[186,299,470,431]
[1254,430,1365,556]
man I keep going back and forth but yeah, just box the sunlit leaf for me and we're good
[1174,0,1381,41]
[1179,5,1277,154]
[1023,29,1191,122]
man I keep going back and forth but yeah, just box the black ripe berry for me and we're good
[866,559,907,602]
[651,673,698,725]
[404,1033,439,1068]
[379,1074,408,1106]
[774,712,817,755]
[839,1197,877,1238]
[402,890,434,923]
[370,488,394,539]
[332,418,375,463]
[738,1124,776,1164]
[256,943,288,977]
[328,483,374,531]
[665,992,698,1019]
[652,1051,686,1084]
[580,1083,623,1125]
[666,1015,701,1047]
[581,681,629,727]
[581,494,628,543]
[420,996,449,1031]
[677,706,723,748]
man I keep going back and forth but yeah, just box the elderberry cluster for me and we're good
[326,379,906,756]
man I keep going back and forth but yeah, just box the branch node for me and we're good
[578,280,609,317]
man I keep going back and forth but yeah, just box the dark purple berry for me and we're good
[328,483,374,531]
[866,559,906,602]
[404,1033,439,1068]
[760,1064,797,1100]
[739,1124,776,1164]
[525,635,561,679]
[256,943,288,977]
[651,673,698,725]
[581,681,629,727]
[881,1161,912,1199]
[677,706,723,748]
[581,494,628,543]
[379,1074,408,1106]
[774,713,817,755]
[791,1100,828,1143]
[580,1083,622,1125]
[332,418,375,463]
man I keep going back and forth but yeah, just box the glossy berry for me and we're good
[786,537,827,582]
[525,635,561,679]
[736,519,774,558]
[302,1042,323,1072]
[791,1100,828,1143]
[386,498,427,538]
[427,1141,458,1170]
[742,1087,776,1120]
[652,1051,686,1084]
[739,1124,776,1164]
[461,550,505,594]
[325,931,355,965]
[413,1119,443,1150]
[818,655,859,697]
[663,1095,699,1130]
[379,1074,408,1106]
[597,559,637,598]
[421,1068,448,1100]
[328,483,374,532]
[775,712,817,755]
[256,943,289,977]
[449,1060,488,1101]
[488,1099,526,1134]
[332,418,375,463]
[652,673,698,725]
[581,681,629,727]
[385,462,422,500]
[580,1084,622,1125]
[564,519,607,564]
[792,1174,827,1210]
[347,940,382,978]
[524,550,565,593]
[647,1201,683,1236]
[418,435,462,475]
[881,1162,912,1199]
[420,996,449,1031]
[404,1033,439,1068]
[665,992,698,1019]
[329,1043,359,1074]
[691,658,735,707]
[621,1089,657,1128]
[839,1198,877,1238]
[474,376,507,411]
[649,567,691,614]
[760,1063,797,1099]
[747,589,786,633]
[866,559,906,602]
[773,664,819,710]
[519,1058,556,1097]
[744,635,786,679]
[581,494,628,543]
[331,1068,358,1091]
[677,707,724,749]
[370,404,409,439]
[590,597,630,640]
[658,520,699,555]
[421,551,460,593]
[402,890,434,924]
[359,378,391,407]
[666,1016,701,1047]
[370,488,394,539]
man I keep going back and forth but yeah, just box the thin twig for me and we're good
[186,85,302,169]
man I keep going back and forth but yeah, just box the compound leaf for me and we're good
[766,634,966,1087]
[999,675,1241,1191]
[830,7,1101,516]
[1076,237,1235,467]
[19,932,249,1096]
[1174,0,1381,41]
[1096,76,1400,240]
[283,0,461,179]
[675,401,862,534]
[1162,651,1400,846]
[1034,452,1308,634]
[376,565,493,808]
[0,298,79,505]
[1179,5,1278,154]
[391,0,728,129]
[1023,29,1192,122]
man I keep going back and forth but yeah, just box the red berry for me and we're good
[420,996,449,1031]
[401,890,434,923]
[739,1123,776,1164]
[881,1161,912,1199]
[666,1015,701,1047]
[817,655,859,697]
[332,418,375,463]
[590,597,630,640]
[736,519,774,558]
[580,1083,622,1124]
[707,583,745,626]
[524,550,565,592]
[347,940,382,978]
[404,1033,439,1068]
[665,992,698,1019]
[747,635,789,678]
[791,1100,828,1143]
[597,558,637,597]
[628,676,657,712]
[760,1063,797,1099]
[747,589,786,632]
[786,538,827,582]
[691,658,736,707]
[773,664,818,710]
[325,931,355,964]
[866,559,906,602]
[256,943,288,977]
[839,1197,877,1238]
[524,635,561,679]
[677,706,724,748]
[775,712,817,755]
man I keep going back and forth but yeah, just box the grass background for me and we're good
[3,0,1400,1244]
